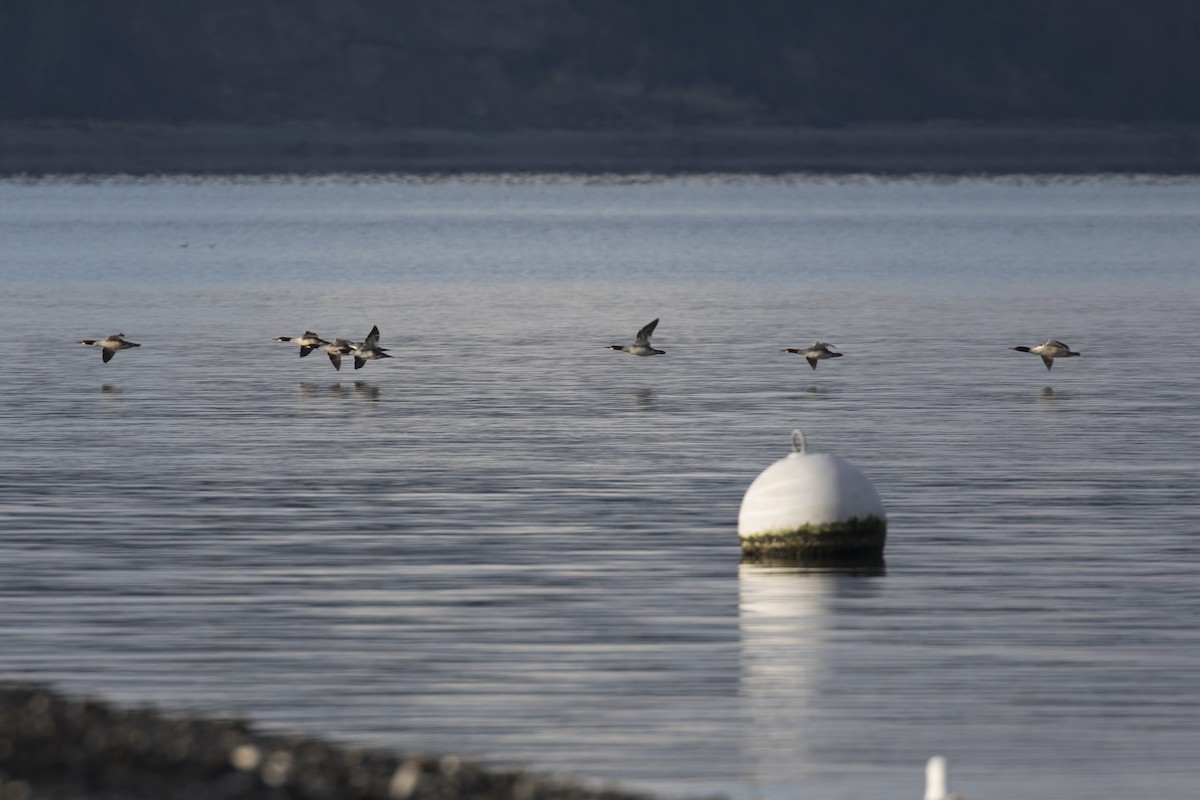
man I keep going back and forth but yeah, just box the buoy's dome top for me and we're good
[738,429,885,536]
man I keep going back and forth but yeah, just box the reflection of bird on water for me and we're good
[100,384,122,394]
[77,333,141,363]
[607,318,665,356]
[1010,339,1080,370]
[782,341,842,370]
[274,331,327,358]
[299,382,325,398]
[350,325,392,369]
[299,382,380,400]
[632,388,656,408]
[352,382,380,400]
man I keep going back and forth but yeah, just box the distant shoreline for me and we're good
[3,122,1200,175]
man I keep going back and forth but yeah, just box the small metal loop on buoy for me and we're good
[790,428,806,454]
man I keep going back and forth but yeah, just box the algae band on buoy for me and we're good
[739,429,886,562]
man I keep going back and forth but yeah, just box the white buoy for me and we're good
[924,755,966,799]
[738,429,886,561]
[924,755,948,800]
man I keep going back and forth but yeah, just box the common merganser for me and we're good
[274,331,328,358]
[607,318,665,356]
[1010,339,1080,370]
[350,325,392,369]
[77,333,141,363]
[319,338,356,371]
[781,341,842,370]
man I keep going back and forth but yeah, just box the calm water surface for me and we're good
[1,176,1199,799]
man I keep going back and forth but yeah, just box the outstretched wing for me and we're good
[102,349,115,363]
[634,318,659,346]
[363,325,381,347]
[1041,355,1054,370]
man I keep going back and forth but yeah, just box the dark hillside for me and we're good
[3,0,1199,128]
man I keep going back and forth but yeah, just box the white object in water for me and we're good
[924,755,968,799]
[738,429,886,559]
[924,755,949,800]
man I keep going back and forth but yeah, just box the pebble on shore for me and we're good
[0,685,656,800]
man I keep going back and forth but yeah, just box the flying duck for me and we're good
[350,325,392,369]
[274,331,328,357]
[1010,339,1080,370]
[781,341,842,370]
[319,338,356,371]
[77,333,141,363]
[607,318,665,356]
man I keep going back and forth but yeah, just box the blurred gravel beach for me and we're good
[0,685,655,800]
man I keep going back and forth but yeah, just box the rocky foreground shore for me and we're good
[0,685,655,800]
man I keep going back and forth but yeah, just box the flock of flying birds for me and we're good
[272,325,391,370]
[77,318,1082,371]
[75,325,391,370]
[604,318,1082,370]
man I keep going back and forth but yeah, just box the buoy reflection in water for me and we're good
[738,563,885,785]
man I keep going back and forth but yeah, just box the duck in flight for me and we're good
[350,325,392,369]
[781,341,842,370]
[319,338,356,371]
[1010,339,1080,370]
[274,331,328,358]
[77,333,141,363]
[607,318,665,356]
